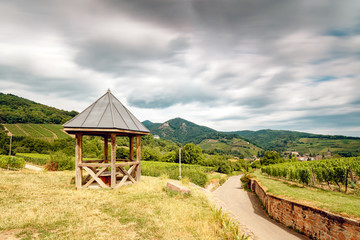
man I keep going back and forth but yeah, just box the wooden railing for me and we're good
[79,159,140,189]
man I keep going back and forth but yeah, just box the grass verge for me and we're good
[0,169,240,240]
[253,170,360,220]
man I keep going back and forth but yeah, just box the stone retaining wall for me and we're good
[249,179,360,240]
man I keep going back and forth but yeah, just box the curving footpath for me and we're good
[212,175,308,240]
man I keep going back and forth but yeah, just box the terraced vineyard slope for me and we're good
[3,124,70,139]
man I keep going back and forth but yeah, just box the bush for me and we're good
[251,160,261,169]
[16,153,49,165]
[298,169,311,185]
[217,161,232,174]
[141,161,211,187]
[0,155,25,169]
[116,147,129,159]
[240,173,253,190]
[45,151,74,171]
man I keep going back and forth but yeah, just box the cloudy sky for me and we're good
[1,0,360,136]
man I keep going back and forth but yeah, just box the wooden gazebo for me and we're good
[63,90,149,189]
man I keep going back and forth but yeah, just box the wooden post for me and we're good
[110,133,117,188]
[135,135,141,182]
[75,133,83,190]
[104,135,108,163]
[129,136,134,161]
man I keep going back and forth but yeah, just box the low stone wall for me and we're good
[249,179,360,240]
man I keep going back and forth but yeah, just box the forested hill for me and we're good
[143,118,261,157]
[143,118,218,144]
[0,93,78,124]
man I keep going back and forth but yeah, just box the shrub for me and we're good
[298,169,311,185]
[116,147,129,159]
[16,153,49,165]
[217,161,232,174]
[240,173,253,190]
[45,151,74,171]
[0,155,25,169]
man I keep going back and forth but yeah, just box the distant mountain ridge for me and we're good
[143,118,217,144]
[143,119,360,157]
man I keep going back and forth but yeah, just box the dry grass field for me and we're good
[0,169,241,240]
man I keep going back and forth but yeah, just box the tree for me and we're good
[142,146,161,161]
[183,143,204,164]
[260,151,284,165]
[116,147,129,159]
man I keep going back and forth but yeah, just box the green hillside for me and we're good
[233,129,360,156]
[198,137,262,158]
[290,137,360,156]
[0,92,78,124]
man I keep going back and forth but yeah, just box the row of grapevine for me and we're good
[261,157,360,192]
[42,124,70,139]
[30,124,54,138]
[18,124,45,138]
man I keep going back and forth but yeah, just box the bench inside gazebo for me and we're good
[63,90,149,189]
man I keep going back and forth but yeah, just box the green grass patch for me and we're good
[0,170,240,240]
[254,170,360,220]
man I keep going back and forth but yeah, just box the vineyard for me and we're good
[261,157,360,193]
[3,124,70,140]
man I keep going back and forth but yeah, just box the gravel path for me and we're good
[25,164,43,171]
[212,175,308,240]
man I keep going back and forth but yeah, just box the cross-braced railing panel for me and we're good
[83,166,109,188]
[79,161,140,189]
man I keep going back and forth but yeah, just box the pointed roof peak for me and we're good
[63,90,149,134]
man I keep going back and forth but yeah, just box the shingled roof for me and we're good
[63,90,149,134]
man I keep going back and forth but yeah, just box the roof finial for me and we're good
[107,88,111,93]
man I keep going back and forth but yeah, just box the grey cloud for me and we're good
[74,36,190,76]
[127,86,216,109]
[284,111,360,136]
[0,65,95,102]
